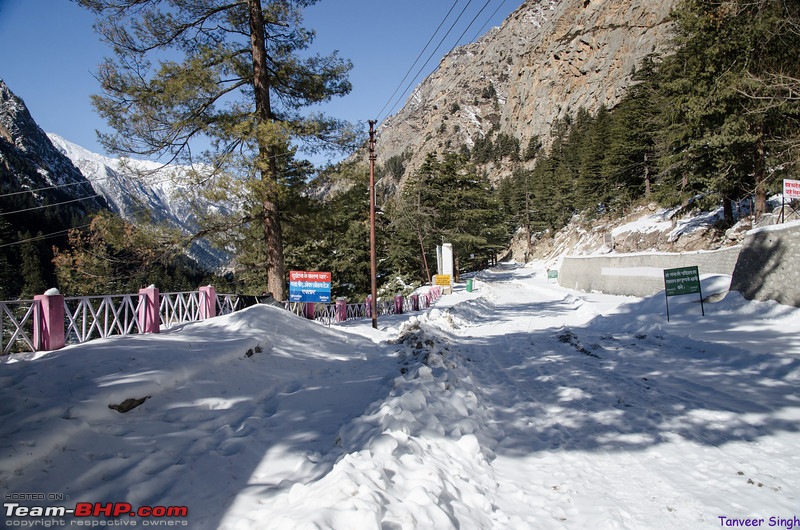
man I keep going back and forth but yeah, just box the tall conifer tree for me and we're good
[78,0,356,299]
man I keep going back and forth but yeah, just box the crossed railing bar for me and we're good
[64,294,142,344]
[1,299,38,356]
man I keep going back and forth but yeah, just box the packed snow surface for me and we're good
[2,264,799,529]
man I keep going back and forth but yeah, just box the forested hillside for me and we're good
[309,0,800,298]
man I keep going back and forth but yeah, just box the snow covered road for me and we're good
[2,264,799,529]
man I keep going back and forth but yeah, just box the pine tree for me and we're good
[574,107,610,213]
[603,58,662,208]
[78,0,357,300]
[655,0,800,221]
[18,233,47,298]
[401,152,508,276]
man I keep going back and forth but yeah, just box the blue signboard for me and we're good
[289,271,331,303]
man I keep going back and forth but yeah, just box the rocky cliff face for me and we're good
[0,79,107,214]
[374,0,678,186]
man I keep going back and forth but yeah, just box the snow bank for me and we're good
[3,265,800,529]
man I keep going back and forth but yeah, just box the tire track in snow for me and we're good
[437,272,719,527]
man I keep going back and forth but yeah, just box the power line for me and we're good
[468,0,509,44]
[429,0,507,113]
[373,0,462,123]
[374,0,510,125]
[0,144,297,201]
[0,195,104,217]
[0,224,91,249]
[376,0,477,124]
[446,0,497,65]
[0,179,96,199]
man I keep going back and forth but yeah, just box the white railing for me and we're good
[1,299,38,355]
[2,288,438,355]
[160,291,201,328]
[217,294,241,316]
[347,302,368,320]
[64,294,142,344]
[1,291,245,355]
[66,291,244,346]
[284,291,441,326]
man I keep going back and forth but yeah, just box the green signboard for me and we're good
[663,266,704,320]
[663,266,701,296]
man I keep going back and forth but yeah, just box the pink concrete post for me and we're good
[336,298,347,323]
[33,290,65,351]
[365,295,372,318]
[410,294,419,312]
[138,286,160,334]
[304,302,315,320]
[394,295,404,314]
[199,285,217,320]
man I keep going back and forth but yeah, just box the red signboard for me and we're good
[289,271,331,283]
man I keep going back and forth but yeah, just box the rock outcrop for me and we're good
[374,0,678,186]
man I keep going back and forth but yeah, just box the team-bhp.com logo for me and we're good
[4,501,188,526]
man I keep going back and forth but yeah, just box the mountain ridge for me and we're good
[0,79,107,214]
[46,133,231,270]
[0,78,228,273]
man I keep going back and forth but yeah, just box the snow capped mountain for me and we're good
[47,133,232,270]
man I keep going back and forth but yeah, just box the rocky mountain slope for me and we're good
[374,0,678,186]
[0,79,107,215]
[0,79,228,271]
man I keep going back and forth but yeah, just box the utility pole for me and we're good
[368,120,378,329]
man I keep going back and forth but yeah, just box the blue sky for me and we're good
[0,0,519,165]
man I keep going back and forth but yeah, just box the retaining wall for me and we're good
[557,221,800,307]
[558,247,742,298]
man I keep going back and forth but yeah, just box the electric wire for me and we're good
[375,0,477,124]
[435,0,508,104]
[0,179,96,199]
[0,195,104,217]
[468,0,509,43]
[374,0,510,125]
[373,0,462,123]
[448,0,497,63]
[0,224,91,249]
[0,144,296,200]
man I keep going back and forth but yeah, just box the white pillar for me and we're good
[442,243,454,282]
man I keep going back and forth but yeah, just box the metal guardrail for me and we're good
[1,291,244,355]
[347,302,368,320]
[284,290,441,326]
[216,294,241,316]
[160,291,201,328]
